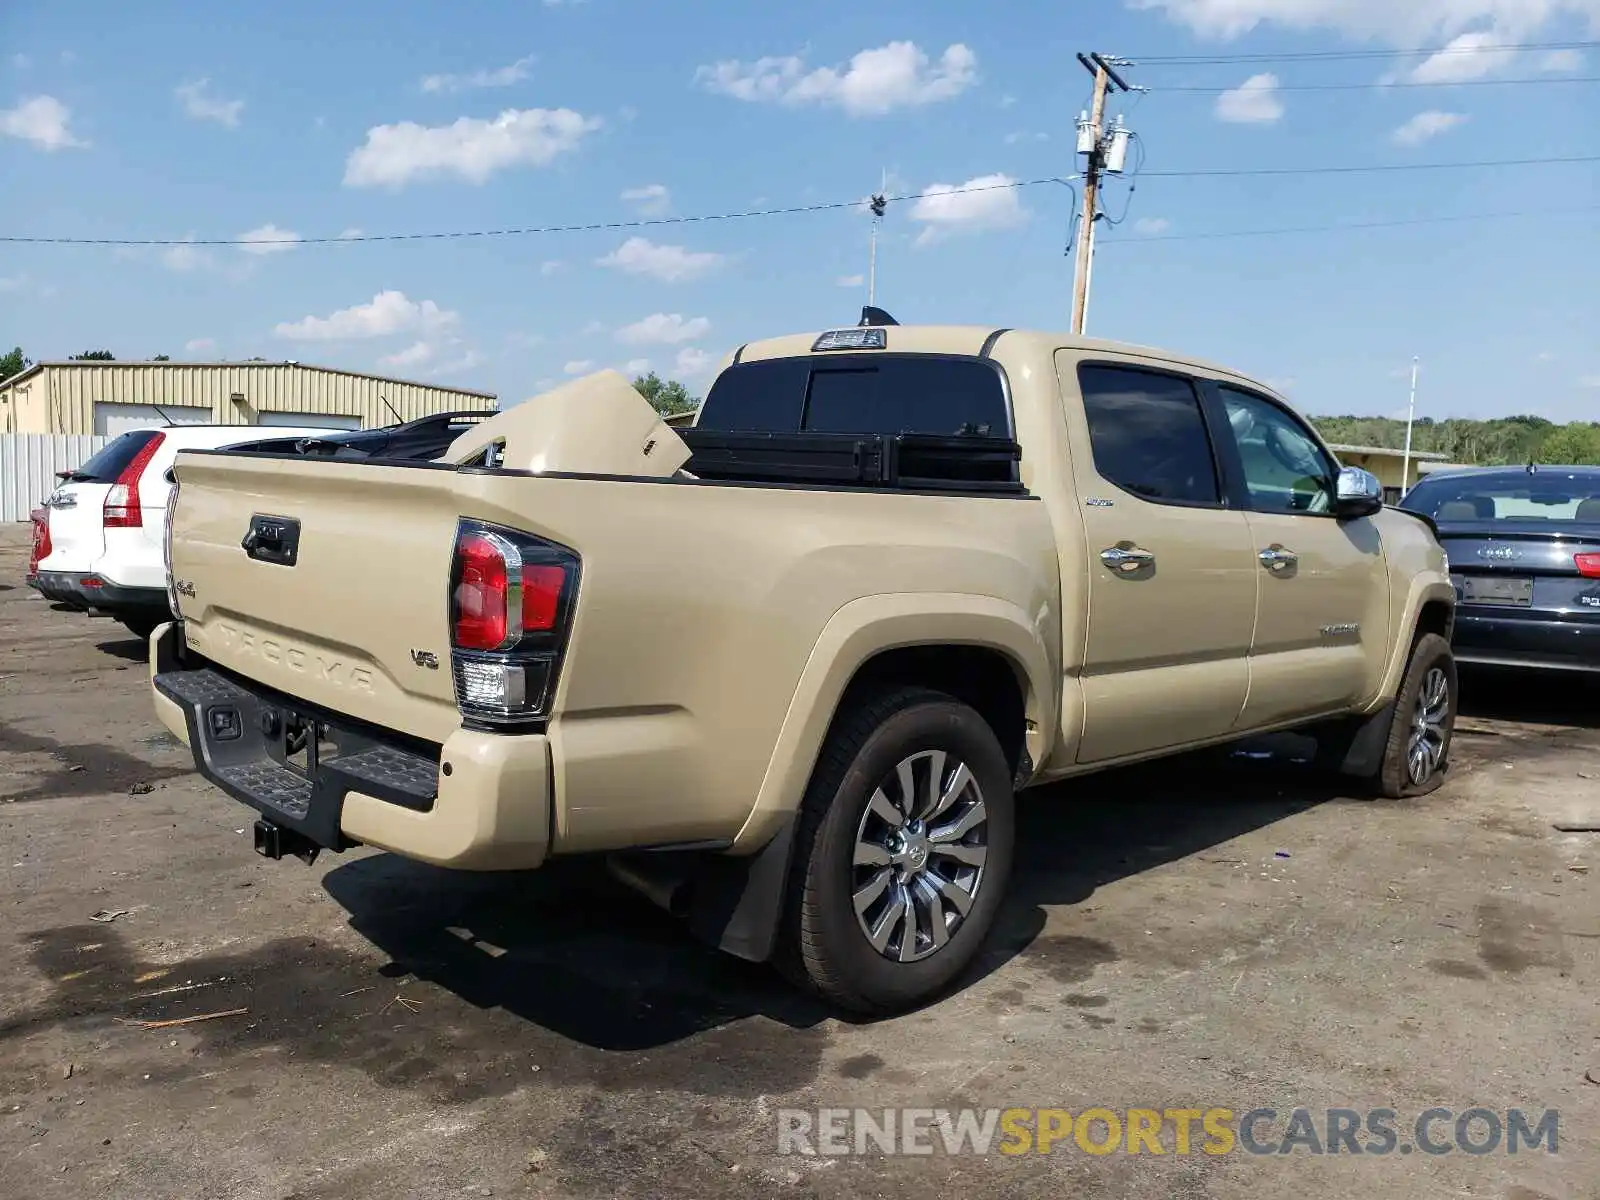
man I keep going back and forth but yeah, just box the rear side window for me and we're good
[804,357,1010,437]
[72,430,161,482]
[694,355,1011,438]
[1077,365,1220,505]
[696,359,810,432]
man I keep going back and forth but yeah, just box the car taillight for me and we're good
[448,521,579,726]
[1576,553,1600,579]
[27,508,50,577]
[102,432,167,529]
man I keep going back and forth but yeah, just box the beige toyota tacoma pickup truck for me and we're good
[150,320,1457,1014]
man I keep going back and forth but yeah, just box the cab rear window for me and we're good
[696,354,1011,439]
[71,430,161,482]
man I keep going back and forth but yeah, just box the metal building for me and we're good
[0,360,496,437]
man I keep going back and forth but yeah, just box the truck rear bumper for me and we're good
[150,622,551,870]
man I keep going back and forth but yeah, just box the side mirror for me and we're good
[1334,466,1384,520]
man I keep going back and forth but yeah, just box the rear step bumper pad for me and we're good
[154,666,439,853]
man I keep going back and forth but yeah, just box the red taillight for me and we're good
[522,564,566,632]
[448,521,579,725]
[27,508,50,576]
[1576,553,1600,578]
[452,532,511,651]
[102,432,166,529]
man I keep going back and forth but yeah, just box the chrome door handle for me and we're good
[1100,545,1155,572]
[1259,546,1298,571]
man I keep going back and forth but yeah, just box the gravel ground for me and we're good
[1,522,1596,1200]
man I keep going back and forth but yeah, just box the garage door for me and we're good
[257,411,362,430]
[93,402,213,437]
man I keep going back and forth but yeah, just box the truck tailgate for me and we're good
[167,453,463,744]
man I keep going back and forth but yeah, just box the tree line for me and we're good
[1309,413,1600,467]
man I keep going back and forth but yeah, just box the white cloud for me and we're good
[343,107,601,187]
[1540,48,1584,71]
[837,273,865,287]
[623,358,652,374]
[1392,109,1468,145]
[539,259,564,276]
[621,183,671,216]
[999,93,1018,108]
[564,359,596,375]
[421,54,535,94]
[1,95,84,149]
[184,337,216,353]
[1133,216,1172,235]
[1534,350,1557,363]
[237,223,302,255]
[580,319,606,335]
[616,313,712,345]
[696,41,978,116]
[1215,73,1284,123]
[431,349,483,376]
[11,53,29,68]
[175,79,243,127]
[910,174,1027,246]
[274,290,459,340]
[675,347,715,377]
[1004,130,1049,144]
[0,273,25,292]
[597,236,725,283]
[1579,374,1600,389]
[339,228,364,240]
[1410,30,1520,81]
[379,341,436,369]
[162,236,214,273]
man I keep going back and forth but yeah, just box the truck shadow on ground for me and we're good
[317,739,1352,1041]
[5,749,1356,1108]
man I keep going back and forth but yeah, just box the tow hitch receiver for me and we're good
[253,819,321,865]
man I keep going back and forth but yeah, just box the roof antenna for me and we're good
[859,305,899,327]
[151,404,176,427]
[379,393,403,425]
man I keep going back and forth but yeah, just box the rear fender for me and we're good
[731,592,1056,854]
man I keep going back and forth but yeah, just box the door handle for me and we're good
[1100,545,1155,573]
[1259,546,1298,572]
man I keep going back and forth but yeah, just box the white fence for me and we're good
[1,434,109,522]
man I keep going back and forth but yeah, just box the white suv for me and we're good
[30,424,340,639]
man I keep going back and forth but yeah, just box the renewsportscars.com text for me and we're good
[777,1106,1559,1157]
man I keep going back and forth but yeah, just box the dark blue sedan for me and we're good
[1401,465,1600,673]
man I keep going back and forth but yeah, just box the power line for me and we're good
[2,155,1596,247]
[1154,75,1600,92]
[1100,206,1600,244]
[1134,39,1600,65]
[1141,153,1600,178]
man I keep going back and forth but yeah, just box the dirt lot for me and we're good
[1,522,1596,1200]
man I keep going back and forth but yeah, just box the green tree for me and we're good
[632,371,698,416]
[153,354,170,361]
[71,350,115,361]
[0,346,29,382]
[1534,423,1600,466]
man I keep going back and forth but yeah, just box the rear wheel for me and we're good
[778,686,1015,1015]
[1376,632,1457,797]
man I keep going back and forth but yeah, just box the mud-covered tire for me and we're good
[1376,632,1458,798]
[776,686,1015,1016]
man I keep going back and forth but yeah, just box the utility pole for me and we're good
[1400,356,1420,494]
[1071,52,1134,335]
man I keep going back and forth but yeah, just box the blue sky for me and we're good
[1,0,1596,420]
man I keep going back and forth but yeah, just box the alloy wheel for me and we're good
[851,749,988,963]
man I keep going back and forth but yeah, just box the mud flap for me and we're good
[606,818,798,963]
[1322,701,1396,779]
